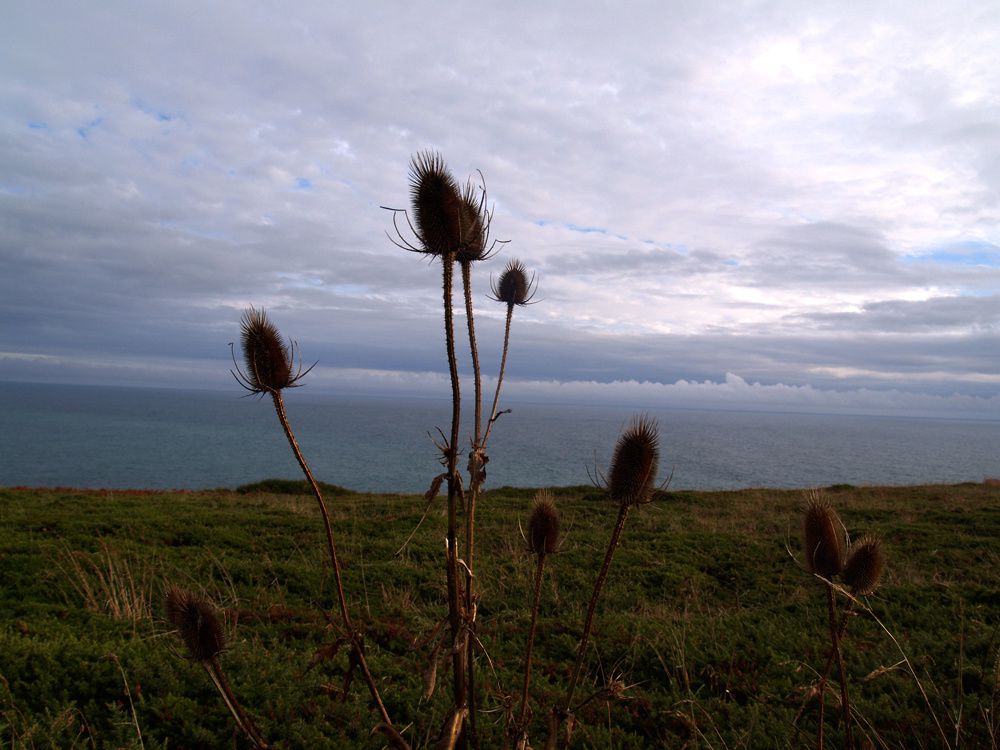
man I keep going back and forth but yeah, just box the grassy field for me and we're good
[1,481,998,748]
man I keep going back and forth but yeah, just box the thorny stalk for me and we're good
[441,251,469,743]
[483,303,515,446]
[826,584,854,750]
[816,600,855,749]
[270,390,399,738]
[461,260,483,749]
[556,501,631,746]
[205,658,268,749]
[518,551,548,728]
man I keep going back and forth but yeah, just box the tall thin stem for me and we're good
[270,391,399,737]
[462,262,483,448]
[206,658,268,749]
[562,502,631,721]
[441,253,468,741]
[826,585,854,750]
[461,260,482,749]
[518,552,547,728]
[483,303,515,446]
[816,602,855,750]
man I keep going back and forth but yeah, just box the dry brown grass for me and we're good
[54,539,153,628]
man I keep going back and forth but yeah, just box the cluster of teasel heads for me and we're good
[163,151,665,749]
[802,493,887,750]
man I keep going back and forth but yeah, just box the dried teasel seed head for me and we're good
[843,535,886,595]
[454,179,488,264]
[803,494,844,580]
[236,306,305,394]
[528,491,560,555]
[409,151,483,259]
[491,259,535,307]
[164,585,226,662]
[607,415,660,506]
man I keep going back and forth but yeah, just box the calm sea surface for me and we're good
[2,382,999,492]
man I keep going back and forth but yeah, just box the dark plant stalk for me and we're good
[270,390,399,737]
[826,585,854,750]
[518,551,548,728]
[461,260,482,749]
[205,658,268,749]
[562,502,631,723]
[483,303,515,446]
[441,252,468,739]
[816,602,855,749]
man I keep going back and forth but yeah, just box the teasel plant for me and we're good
[164,585,269,749]
[802,492,852,750]
[800,496,885,750]
[230,307,406,747]
[384,151,509,749]
[549,415,661,749]
[511,492,561,748]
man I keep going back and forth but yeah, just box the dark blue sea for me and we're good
[2,382,999,492]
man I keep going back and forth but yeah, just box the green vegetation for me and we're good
[2,482,998,748]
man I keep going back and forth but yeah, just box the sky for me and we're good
[2,1,999,417]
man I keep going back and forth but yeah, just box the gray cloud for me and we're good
[2,1,999,415]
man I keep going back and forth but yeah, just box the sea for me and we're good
[2,381,999,493]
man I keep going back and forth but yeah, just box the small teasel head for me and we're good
[491,259,537,307]
[803,493,844,580]
[232,306,311,395]
[843,535,885,595]
[528,491,561,555]
[164,585,226,662]
[454,178,490,264]
[607,415,660,506]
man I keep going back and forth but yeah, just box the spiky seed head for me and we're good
[491,259,534,306]
[164,586,226,662]
[528,491,561,555]
[239,306,296,394]
[607,415,660,506]
[409,151,483,259]
[454,180,488,264]
[843,535,885,595]
[803,494,844,580]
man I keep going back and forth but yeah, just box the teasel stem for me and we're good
[441,252,469,741]
[460,260,483,749]
[269,391,398,736]
[204,657,268,749]
[483,302,515,446]
[518,551,548,728]
[816,601,855,750]
[561,501,630,726]
[825,584,854,750]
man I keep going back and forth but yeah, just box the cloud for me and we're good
[1,1,999,417]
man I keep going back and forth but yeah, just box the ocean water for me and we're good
[2,381,999,492]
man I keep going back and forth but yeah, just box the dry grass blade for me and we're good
[55,539,153,627]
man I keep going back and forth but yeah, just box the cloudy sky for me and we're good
[2,1,999,416]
